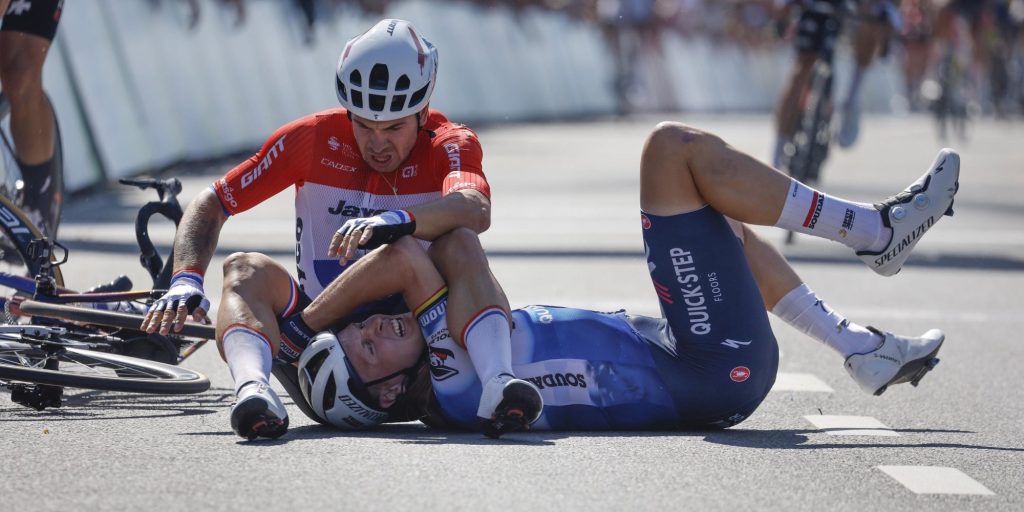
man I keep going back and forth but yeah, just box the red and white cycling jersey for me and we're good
[212,108,490,298]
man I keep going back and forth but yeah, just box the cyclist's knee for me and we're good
[380,236,433,277]
[429,228,486,273]
[644,122,722,164]
[222,252,280,290]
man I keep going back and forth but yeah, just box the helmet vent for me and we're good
[349,70,362,87]
[369,64,389,90]
[395,75,410,91]
[369,93,386,112]
[337,78,348,101]
[305,349,331,379]
[323,374,337,411]
[390,94,406,112]
[352,90,363,108]
[408,82,430,108]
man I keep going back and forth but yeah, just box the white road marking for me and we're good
[803,415,899,436]
[878,466,995,495]
[771,372,834,392]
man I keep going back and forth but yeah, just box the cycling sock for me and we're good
[17,157,57,199]
[221,325,273,395]
[775,179,888,252]
[772,283,882,358]
[462,306,514,385]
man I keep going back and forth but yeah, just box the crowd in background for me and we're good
[145,0,1024,118]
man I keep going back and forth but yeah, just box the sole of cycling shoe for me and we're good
[873,343,943,397]
[231,399,288,440]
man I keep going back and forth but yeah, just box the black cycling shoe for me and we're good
[478,377,543,439]
[230,382,289,441]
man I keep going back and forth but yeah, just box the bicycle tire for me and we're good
[18,299,216,339]
[0,194,64,287]
[0,344,209,394]
[789,59,834,186]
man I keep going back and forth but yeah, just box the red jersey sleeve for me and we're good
[212,116,317,216]
[435,127,490,199]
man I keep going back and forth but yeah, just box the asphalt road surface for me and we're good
[3,114,1022,511]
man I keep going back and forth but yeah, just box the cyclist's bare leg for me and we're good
[428,229,515,379]
[845,17,889,106]
[642,122,790,222]
[773,51,817,167]
[736,222,890,361]
[216,252,295,357]
[639,122,959,277]
[428,227,541,430]
[0,31,54,165]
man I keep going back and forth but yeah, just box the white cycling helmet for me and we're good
[298,331,388,430]
[336,19,438,121]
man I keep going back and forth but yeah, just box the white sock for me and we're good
[771,284,882,358]
[775,179,888,252]
[221,325,273,395]
[462,307,514,384]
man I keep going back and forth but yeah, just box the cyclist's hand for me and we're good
[328,210,416,265]
[141,269,210,335]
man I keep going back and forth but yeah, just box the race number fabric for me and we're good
[211,108,489,298]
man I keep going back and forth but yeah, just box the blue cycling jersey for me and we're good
[418,206,779,431]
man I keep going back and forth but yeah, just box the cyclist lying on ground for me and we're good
[238,122,959,437]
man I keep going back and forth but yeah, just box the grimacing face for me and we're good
[350,112,421,173]
[337,313,425,408]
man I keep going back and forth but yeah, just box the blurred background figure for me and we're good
[32,0,1024,198]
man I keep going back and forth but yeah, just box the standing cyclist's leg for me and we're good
[774,51,818,168]
[217,252,297,440]
[773,4,831,167]
[0,0,64,237]
[429,228,543,436]
[640,122,959,276]
[839,3,893,148]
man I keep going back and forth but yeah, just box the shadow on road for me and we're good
[0,386,233,421]
[703,428,1024,452]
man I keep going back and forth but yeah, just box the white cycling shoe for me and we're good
[857,148,960,276]
[845,327,945,396]
[477,373,543,439]
[230,381,289,441]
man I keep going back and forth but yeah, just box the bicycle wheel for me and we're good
[0,194,64,287]
[0,342,209,394]
[18,299,215,339]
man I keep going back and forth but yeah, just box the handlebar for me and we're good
[119,177,185,289]
[118,177,183,202]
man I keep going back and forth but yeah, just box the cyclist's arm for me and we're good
[303,236,445,331]
[406,188,491,240]
[172,188,228,276]
[408,128,492,240]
